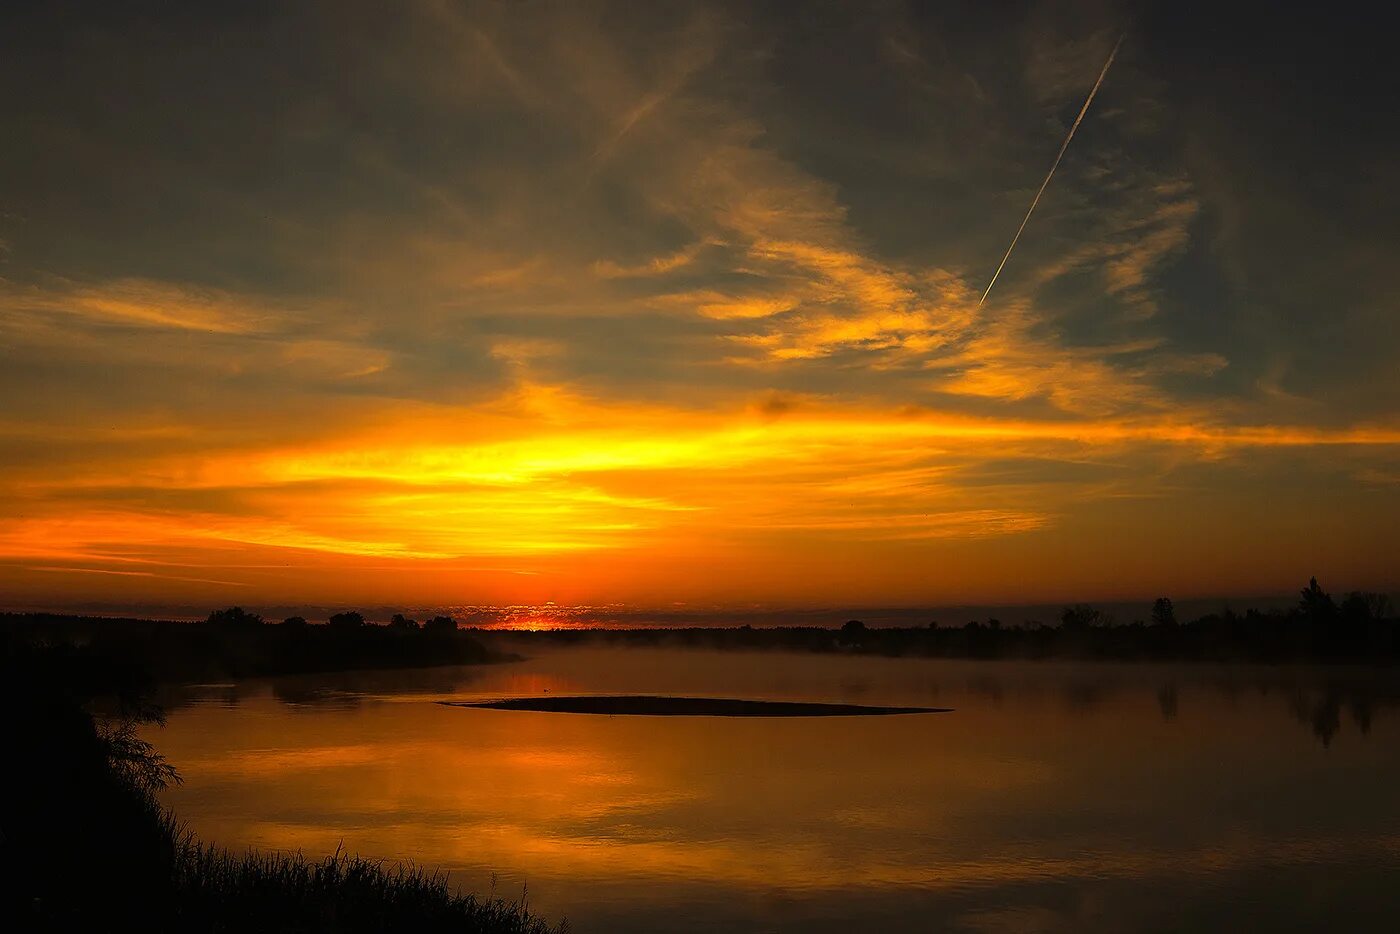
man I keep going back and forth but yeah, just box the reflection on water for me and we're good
[152,650,1400,932]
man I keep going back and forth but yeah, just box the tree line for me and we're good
[509,577,1399,663]
[205,607,461,634]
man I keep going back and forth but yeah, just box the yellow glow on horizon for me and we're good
[3,379,1398,606]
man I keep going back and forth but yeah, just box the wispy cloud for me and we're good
[1,0,1396,606]
[2,278,275,334]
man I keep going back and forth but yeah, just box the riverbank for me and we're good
[2,612,513,683]
[1,636,562,933]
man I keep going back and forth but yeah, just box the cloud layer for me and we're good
[1,1,1396,608]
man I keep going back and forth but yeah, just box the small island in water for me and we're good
[443,695,950,716]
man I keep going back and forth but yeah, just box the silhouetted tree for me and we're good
[280,616,308,628]
[1151,597,1177,627]
[424,615,457,634]
[1341,591,1393,622]
[328,611,365,630]
[1298,577,1336,621]
[206,606,263,628]
[389,613,420,631]
[1060,604,1101,630]
[833,619,864,642]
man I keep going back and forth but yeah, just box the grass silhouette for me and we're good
[2,635,562,933]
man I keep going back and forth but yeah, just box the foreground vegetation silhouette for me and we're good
[0,634,562,933]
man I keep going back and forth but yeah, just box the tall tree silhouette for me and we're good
[1298,577,1336,621]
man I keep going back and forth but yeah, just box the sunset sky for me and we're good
[2,2,1396,612]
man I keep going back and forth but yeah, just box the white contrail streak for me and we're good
[979,32,1125,307]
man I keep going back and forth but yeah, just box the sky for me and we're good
[2,1,1397,613]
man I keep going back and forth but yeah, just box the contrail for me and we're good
[979,32,1125,307]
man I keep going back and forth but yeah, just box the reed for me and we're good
[162,819,562,933]
[4,634,563,933]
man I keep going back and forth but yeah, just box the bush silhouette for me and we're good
[207,607,263,628]
[389,613,420,631]
[424,615,457,634]
[837,619,867,646]
[328,611,365,630]
[1060,604,1101,630]
[1341,591,1392,622]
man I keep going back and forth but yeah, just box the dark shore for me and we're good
[1,634,560,933]
[0,611,512,684]
[475,587,1400,665]
[443,695,950,717]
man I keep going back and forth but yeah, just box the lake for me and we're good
[151,647,1400,932]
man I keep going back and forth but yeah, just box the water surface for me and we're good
[152,648,1400,932]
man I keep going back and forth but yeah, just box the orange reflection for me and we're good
[149,651,1400,928]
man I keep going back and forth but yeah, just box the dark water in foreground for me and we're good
[151,649,1400,932]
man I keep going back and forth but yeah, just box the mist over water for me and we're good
[152,648,1400,932]
[24,597,1319,629]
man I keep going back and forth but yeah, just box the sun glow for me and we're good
[3,378,1397,607]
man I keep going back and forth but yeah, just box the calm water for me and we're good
[151,648,1400,932]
